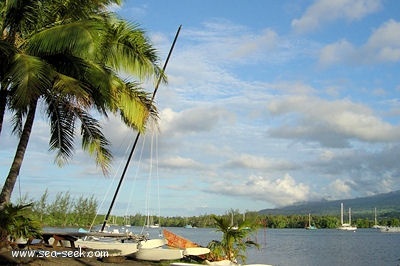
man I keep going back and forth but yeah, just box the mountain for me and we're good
[259,190,400,218]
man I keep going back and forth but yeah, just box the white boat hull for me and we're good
[132,247,184,261]
[139,238,167,249]
[75,239,138,256]
[183,247,210,256]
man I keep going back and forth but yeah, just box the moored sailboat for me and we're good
[337,203,357,231]
[305,213,317,230]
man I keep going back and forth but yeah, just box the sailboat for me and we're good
[305,213,317,230]
[372,207,385,229]
[337,203,357,231]
[76,26,182,258]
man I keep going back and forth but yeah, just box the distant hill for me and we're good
[259,190,400,219]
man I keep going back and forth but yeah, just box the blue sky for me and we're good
[1,0,400,217]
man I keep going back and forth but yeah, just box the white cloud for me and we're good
[159,107,234,138]
[292,0,382,34]
[267,96,400,147]
[319,19,400,66]
[159,156,203,169]
[328,179,353,198]
[364,19,400,62]
[318,40,356,66]
[209,174,310,207]
[223,153,297,171]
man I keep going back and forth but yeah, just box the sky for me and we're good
[1,0,400,218]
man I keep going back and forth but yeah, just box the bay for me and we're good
[157,227,400,266]
[45,226,400,266]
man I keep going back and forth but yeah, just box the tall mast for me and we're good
[101,25,182,232]
[340,203,344,225]
[349,207,352,225]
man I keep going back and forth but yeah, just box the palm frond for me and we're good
[47,100,76,166]
[100,20,163,81]
[77,109,112,175]
[7,53,53,108]
[25,19,105,58]
[0,40,16,76]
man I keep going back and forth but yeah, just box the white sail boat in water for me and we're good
[337,203,357,231]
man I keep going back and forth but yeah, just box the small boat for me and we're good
[163,229,198,248]
[305,213,317,230]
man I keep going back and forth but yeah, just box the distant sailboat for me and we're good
[372,207,384,229]
[337,203,357,231]
[305,213,317,230]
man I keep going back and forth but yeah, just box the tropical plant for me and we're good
[0,0,162,207]
[207,215,259,263]
[0,203,41,248]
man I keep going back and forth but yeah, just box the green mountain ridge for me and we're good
[259,190,400,219]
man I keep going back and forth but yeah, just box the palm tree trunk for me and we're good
[0,89,7,135]
[0,99,37,208]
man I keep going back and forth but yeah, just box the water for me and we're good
[158,227,400,266]
[45,226,400,266]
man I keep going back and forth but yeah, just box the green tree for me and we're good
[32,189,49,223]
[207,215,259,263]
[71,195,98,226]
[47,191,72,226]
[0,0,162,207]
[0,203,41,248]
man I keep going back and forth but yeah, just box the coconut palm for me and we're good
[0,0,162,207]
[207,215,259,263]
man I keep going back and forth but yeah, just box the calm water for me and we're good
[158,227,400,266]
[46,226,400,266]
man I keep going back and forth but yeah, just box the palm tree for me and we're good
[207,215,259,263]
[0,0,162,207]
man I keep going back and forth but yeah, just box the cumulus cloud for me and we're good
[267,96,400,147]
[159,107,234,137]
[319,19,400,66]
[208,174,310,207]
[184,19,279,64]
[292,0,382,34]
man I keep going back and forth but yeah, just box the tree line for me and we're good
[20,193,400,229]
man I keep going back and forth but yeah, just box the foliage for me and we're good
[0,0,162,208]
[15,190,400,229]
[26,190,98,227]
[206,215,259,263]
[0,203,41,248]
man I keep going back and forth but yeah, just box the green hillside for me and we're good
[259,190,400,219]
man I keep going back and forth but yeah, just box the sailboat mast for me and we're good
[101,25,182,232]
[340,203,344,225]
[349,207,351,225]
